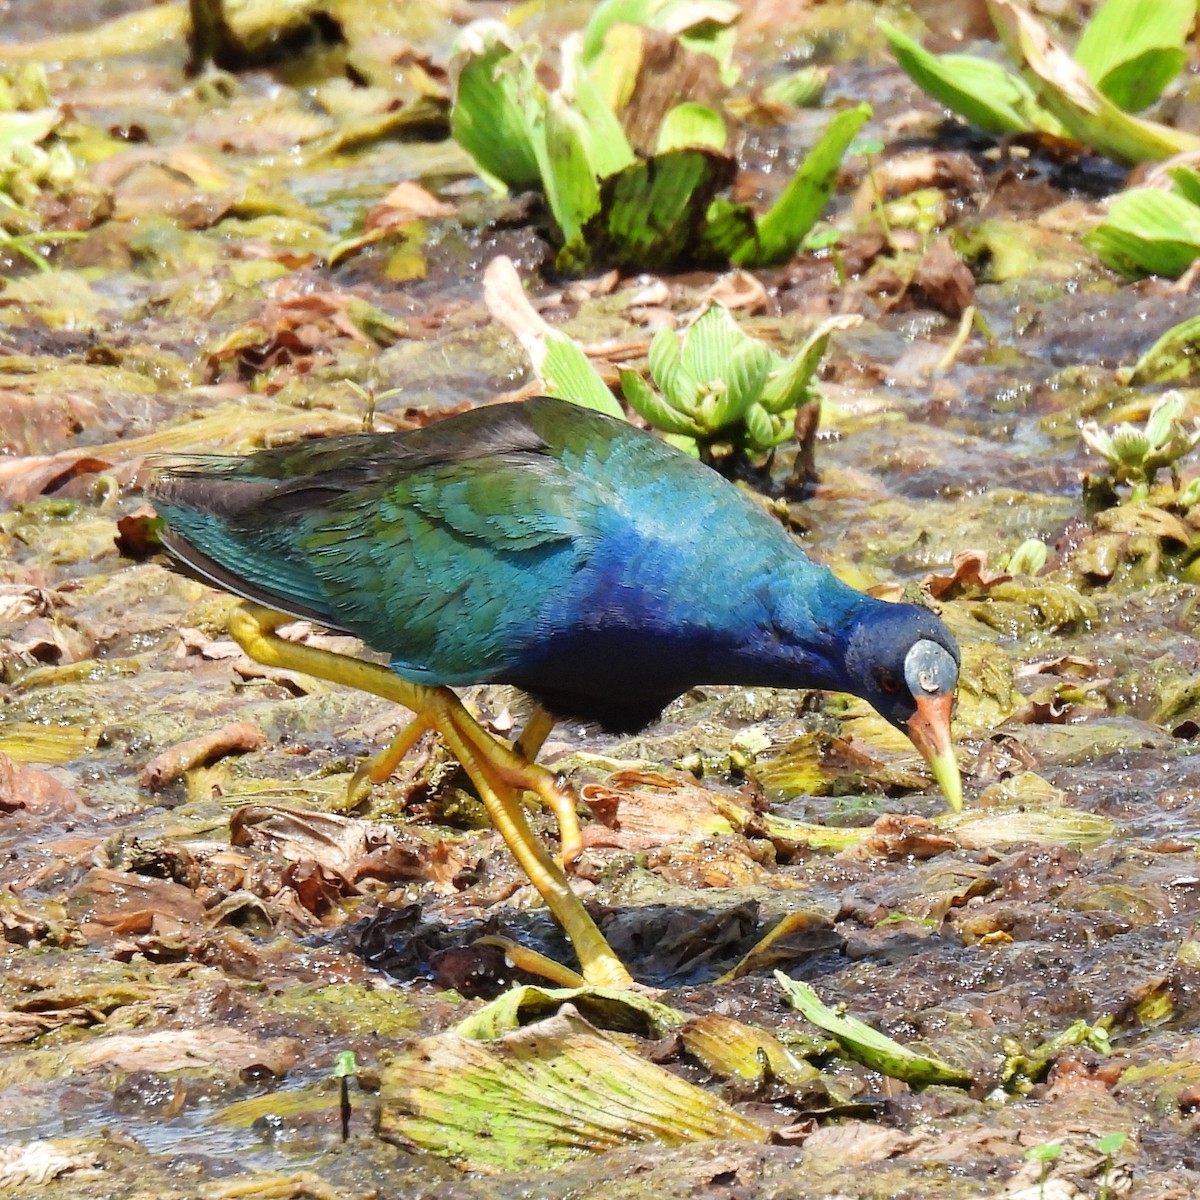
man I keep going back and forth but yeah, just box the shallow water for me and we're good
[2,1,1200,1197]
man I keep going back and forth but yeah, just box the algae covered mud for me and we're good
[3,0,1200,1196]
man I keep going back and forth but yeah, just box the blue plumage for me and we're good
[150,397,961,771]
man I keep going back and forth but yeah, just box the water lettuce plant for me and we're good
[619,304,858,462]
[451,17,869,275]
[1080,391,1200,494]
[881,0,1200,165]
[1087,174,1200,278]
[521,299,854,468]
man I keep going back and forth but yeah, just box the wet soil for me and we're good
[2,2,1200,1197]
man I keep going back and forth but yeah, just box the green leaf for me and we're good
[535,93,603,255]
[453,984,687,1040]
[1073,0,1193,112]
[585,22,644,115]
[987,0,1200,164]
[743,401,785,450]
[1091,48,1188,115]
[535,331,626,418]
[680,303,745,391]
[1168,165,1200,207]
[679,19,740,86]
[721,339,772,422]
[761,314,861,413]
[589,148,732,271]
[655,102,727,153]
[450,30,541,190]
[762,66,828,109]
[582,0,669,60]
[1125,314,1200,384]
[1085,187,1200,277]
[734,103,872,266]
[1026,1142,1063,1163]
[582,0,740,78]
[697,197,756,267]
[936,804,1115,851]
[680,1014,822,1093]
[379,1007,769,1170]
[1144,391,1186,446]
[0,107,61,161]
[878,20,1044,137]
[775,973,972,1087]
[620,368,704,436]
[648,325,694,408]
[1006,538,1049,576]
[566,46,636,179]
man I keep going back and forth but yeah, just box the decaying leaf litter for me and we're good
[3,0,1200,1195]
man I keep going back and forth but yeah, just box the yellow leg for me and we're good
[346,717,429,806]
[346,700,579,863]
[367,718,430,783]
[514,704,557,759]
[229,603,630,987]
[509,704,581,865]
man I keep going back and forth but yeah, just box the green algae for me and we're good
[265,982,421,1038]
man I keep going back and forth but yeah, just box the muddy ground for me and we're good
[2,1,1200,1197]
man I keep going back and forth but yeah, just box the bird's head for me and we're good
[843,603,962,811]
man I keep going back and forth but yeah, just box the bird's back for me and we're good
[151,397,826,726]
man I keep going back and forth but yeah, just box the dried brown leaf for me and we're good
[838,813,958,861]
[483,255,555,343]
[74,867,205,934]
[0,584,67,623]
[0,1007,99,1045]
[923,549,1010,599]
[913,237,975,318]
[139,722,267,791]
[579,772,735,851]
[0,752,86,818]
[114,506,160,560]
[0,453,113,506]
[229,804,429,887]
[366,180,455,232]
[701,270,769,313]
[69,1026,299,1074]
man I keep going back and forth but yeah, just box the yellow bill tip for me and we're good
[906,691,963,812]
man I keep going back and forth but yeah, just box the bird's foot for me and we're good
[229,602,632,989]
[345,718,430,807]
[475,936,585,988]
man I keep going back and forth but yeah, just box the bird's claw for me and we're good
[346,762,375,808]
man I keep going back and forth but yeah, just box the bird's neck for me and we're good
[727,559,879,694]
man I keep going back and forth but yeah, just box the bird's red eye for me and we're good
[879,671,900,694]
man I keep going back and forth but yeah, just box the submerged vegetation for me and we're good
[3,0,1200,1195]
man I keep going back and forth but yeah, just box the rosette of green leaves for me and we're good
[1080,391,1200,492]
[619,304,854,458]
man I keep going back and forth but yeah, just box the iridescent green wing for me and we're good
[299,449,597,683]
